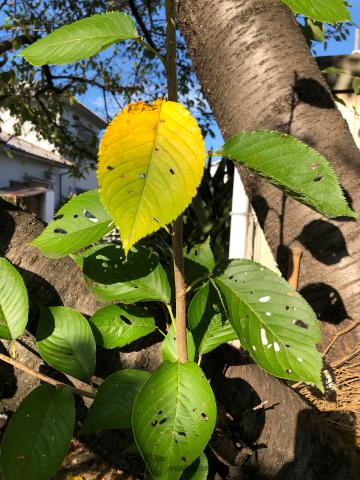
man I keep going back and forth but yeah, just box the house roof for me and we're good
[0,132,72,167]
[317,54,360,92]
[0,185,49,197]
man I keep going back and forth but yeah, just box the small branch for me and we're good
[128,0,159,53]
[166,0,187,363]
[323,320,360,357]
[166,303,176,329]
[138,37,165,65]
[0,352,95,399]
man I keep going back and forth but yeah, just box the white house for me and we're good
[0,101,106,222]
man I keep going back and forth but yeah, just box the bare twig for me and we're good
[323,320,360,357]
[0,352,95,399]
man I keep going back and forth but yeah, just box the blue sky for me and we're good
[83,3,360,151]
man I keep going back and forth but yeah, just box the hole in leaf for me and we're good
[314,175,323,182]
[151,420,158,427]
[169,168,175,175]
[158,410,163,415]
[153,217,160,223]
[229,275,234,280]
[74,214,79,218]
[285,305,290,310]
[120,315,132,325]
[127,189,134,194]
[286,369,292,374]
[107,165,114,170]
[139,173,146,179]
[293,319,309,329]
[54,228,67,234]
[159,418,167,425]
[178,431,186,436]
[83,210,99,223]
[54,214,63,221]
[201,413,208,421]
[259,296,270,303]
[311,162,320,170]
[181,456,187,462]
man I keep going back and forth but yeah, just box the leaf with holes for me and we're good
[89,304,156,349]
[219,130,356,219]
[0,384,75,480]
[188,282,237,354]
[36,306,96,381]
[161,324,196,362]
[98,99,205,255]
[132,361,216,480]
[214,260,323,389]
[181,453,208,480]
[19,12,138,66]
[80,244,171,304]
[0,258,28,339]
[280,0,350,23]
[30,190,114,258]
[184,237,215,285]
[80,369,149,434]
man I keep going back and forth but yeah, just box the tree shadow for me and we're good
[293,76,334,109]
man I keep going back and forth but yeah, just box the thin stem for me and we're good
[166,0,188,363]
[166,303,176,330]
[138,37,165,65]
[185,274,210,294]
[0,352,95,399]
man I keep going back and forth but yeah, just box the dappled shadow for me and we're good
[0,199,16,255]
[300,283,349,325]
[294,76,334,109]
[297,219,349,265]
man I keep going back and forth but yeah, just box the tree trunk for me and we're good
[177,0,360,365]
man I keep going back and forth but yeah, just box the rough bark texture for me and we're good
[177,0,360,364]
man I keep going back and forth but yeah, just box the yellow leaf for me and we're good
[98,99,205,254]
[66,476,83,480]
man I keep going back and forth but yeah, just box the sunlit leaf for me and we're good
[98,99,205,255]
[132,361,216,480]
[0,384,75,480]
[30,190,114,258]
[219,130,355,218]
[281,0,350,23]
[89,304,156,349]
[19,12,138,66]
[80,369,149,434]
[214,260,323,389]
[36,306,96,381]
[80,243,171,304]
[188,282,237,354]
[0,257,28,339]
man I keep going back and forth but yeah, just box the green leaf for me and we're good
[0,258,28,339]
[89,304,156,349]
[30,190,114,258]
[0,384,75,480]
[36,306,96,381]
[219,130,356,219]
[161,324,196,362]
[80,369,149,434]
[181,453,208,480]
[214,260,323,389]
[81,244,171,304]
[305,18,325,42]
[188,283,237,354]
[321,66,347,75]
[132,361,216,480]
[19,12,138,66]
[352,78,360,95]
[281,0,350,23]
[184,237,214,285]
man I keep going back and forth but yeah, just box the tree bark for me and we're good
[177,0,360,364]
